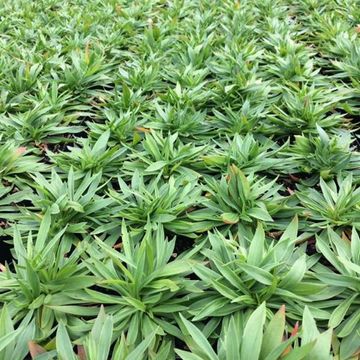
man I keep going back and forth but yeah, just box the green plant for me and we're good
[0,217,96,340]
[31,308,172,360]
[102,171,201,237]
[146,102,210,139]
[176,304,340,360]
[0,184,33,230]
[203,134,286,174]
[83,223,195,341]
[296,174,360,230]
[268,84,348,134]
[0,305,35,360]
[0,104,83,145]
[0,140,47,183]
[60,50,113,97]
[283,125,359,180]
[314,227,360,355]
[188,165,285,231]
[211,101,270,135]
[124,131,206,179]
[23,169,114,235]
[49,130,126,177]
[188,219,331,321]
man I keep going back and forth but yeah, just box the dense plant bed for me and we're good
[0,0,360,359]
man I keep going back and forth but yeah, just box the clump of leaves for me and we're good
[0,305,36,360]
[188,165,285,231]
[296,174,360,230]
[203,134,286,174]
[268,84,348,134]
[49,130,126,177]
[88,109,143,144]
[314,227,360,355]
[0,184,33,229]
[146,102,210,139]
[60,50,113,97]
[264,35,319,82]
[0,140,46,183]
[212,100,270,135]
[83,223,196,341]
[124,131,206,179]
[23,169,114,235]
[0,104,84,145]
[0,218,96,340]
[177,303,339,360]
[103,171,201,237]
[30,307,172,360]
[283,125,360,180]
[189,219,330,321]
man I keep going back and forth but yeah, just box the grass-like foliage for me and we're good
[0,0,359,359]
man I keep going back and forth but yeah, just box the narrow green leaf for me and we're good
[240,302,266,360]
[56,323,77,360]
[261,305,286,357]
[180,314,218,360]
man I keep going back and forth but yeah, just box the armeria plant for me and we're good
[103,171,201,238]
[283,125,360,181]
[0,216,96,340]
[188,218,333,322]
[176,304,335,360]
[83,223,196,341]
[296,174,360,230]
[188,165,286,232]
